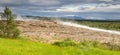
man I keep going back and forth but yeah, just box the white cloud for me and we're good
[56,7,80,12]
[56,3,120,12]
[99,0,113,2]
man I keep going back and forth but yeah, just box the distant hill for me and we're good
[23,15,120,22]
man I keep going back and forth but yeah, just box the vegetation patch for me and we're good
[53,39,120,51]
[77,21,120,31]
[0,7,20,38]
[53,38,76,47]
[0,38,120,55]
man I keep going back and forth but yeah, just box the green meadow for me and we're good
[0,38,120,55]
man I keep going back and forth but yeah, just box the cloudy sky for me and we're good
[0,0,120,12]
[0,0,120,19]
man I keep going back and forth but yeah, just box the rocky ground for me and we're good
[17,20,120,44]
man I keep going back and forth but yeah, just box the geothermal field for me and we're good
[16,19,120,44]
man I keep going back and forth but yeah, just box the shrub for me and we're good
[76,40,107,50]
[103,43,120,51]
[78,40,100,47]
[53,38,76,47]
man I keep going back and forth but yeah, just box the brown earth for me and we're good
[17,20,120,44]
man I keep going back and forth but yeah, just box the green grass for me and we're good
[77,21,120,31]
[0,38,120,55]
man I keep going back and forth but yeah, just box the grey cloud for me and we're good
[0,0,119,7]
[28,0,60,5]
[0,0,120,14]
[0,0,60,7]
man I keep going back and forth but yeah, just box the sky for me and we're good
[0,0,120,20]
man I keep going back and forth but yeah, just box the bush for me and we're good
[78,40,120,51]
[78,41,98,47]
[103,43,120,51]
[53,39,120,51]
[75,40,107,50]
[53,38,76,47]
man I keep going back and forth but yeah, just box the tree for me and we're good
[0,6,20,38]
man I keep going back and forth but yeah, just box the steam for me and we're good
[15,15,24,21]
[58,21,120,35]
[0,15,1,20]
[15,15,38,21]
[14,15,120,35]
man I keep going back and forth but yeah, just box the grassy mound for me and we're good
[0,38,120,55]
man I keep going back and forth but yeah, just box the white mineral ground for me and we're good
[58,21,120,35]
[15,16,120,44]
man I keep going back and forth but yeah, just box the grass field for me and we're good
[77,21,120,31]
[0,38,120,55]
